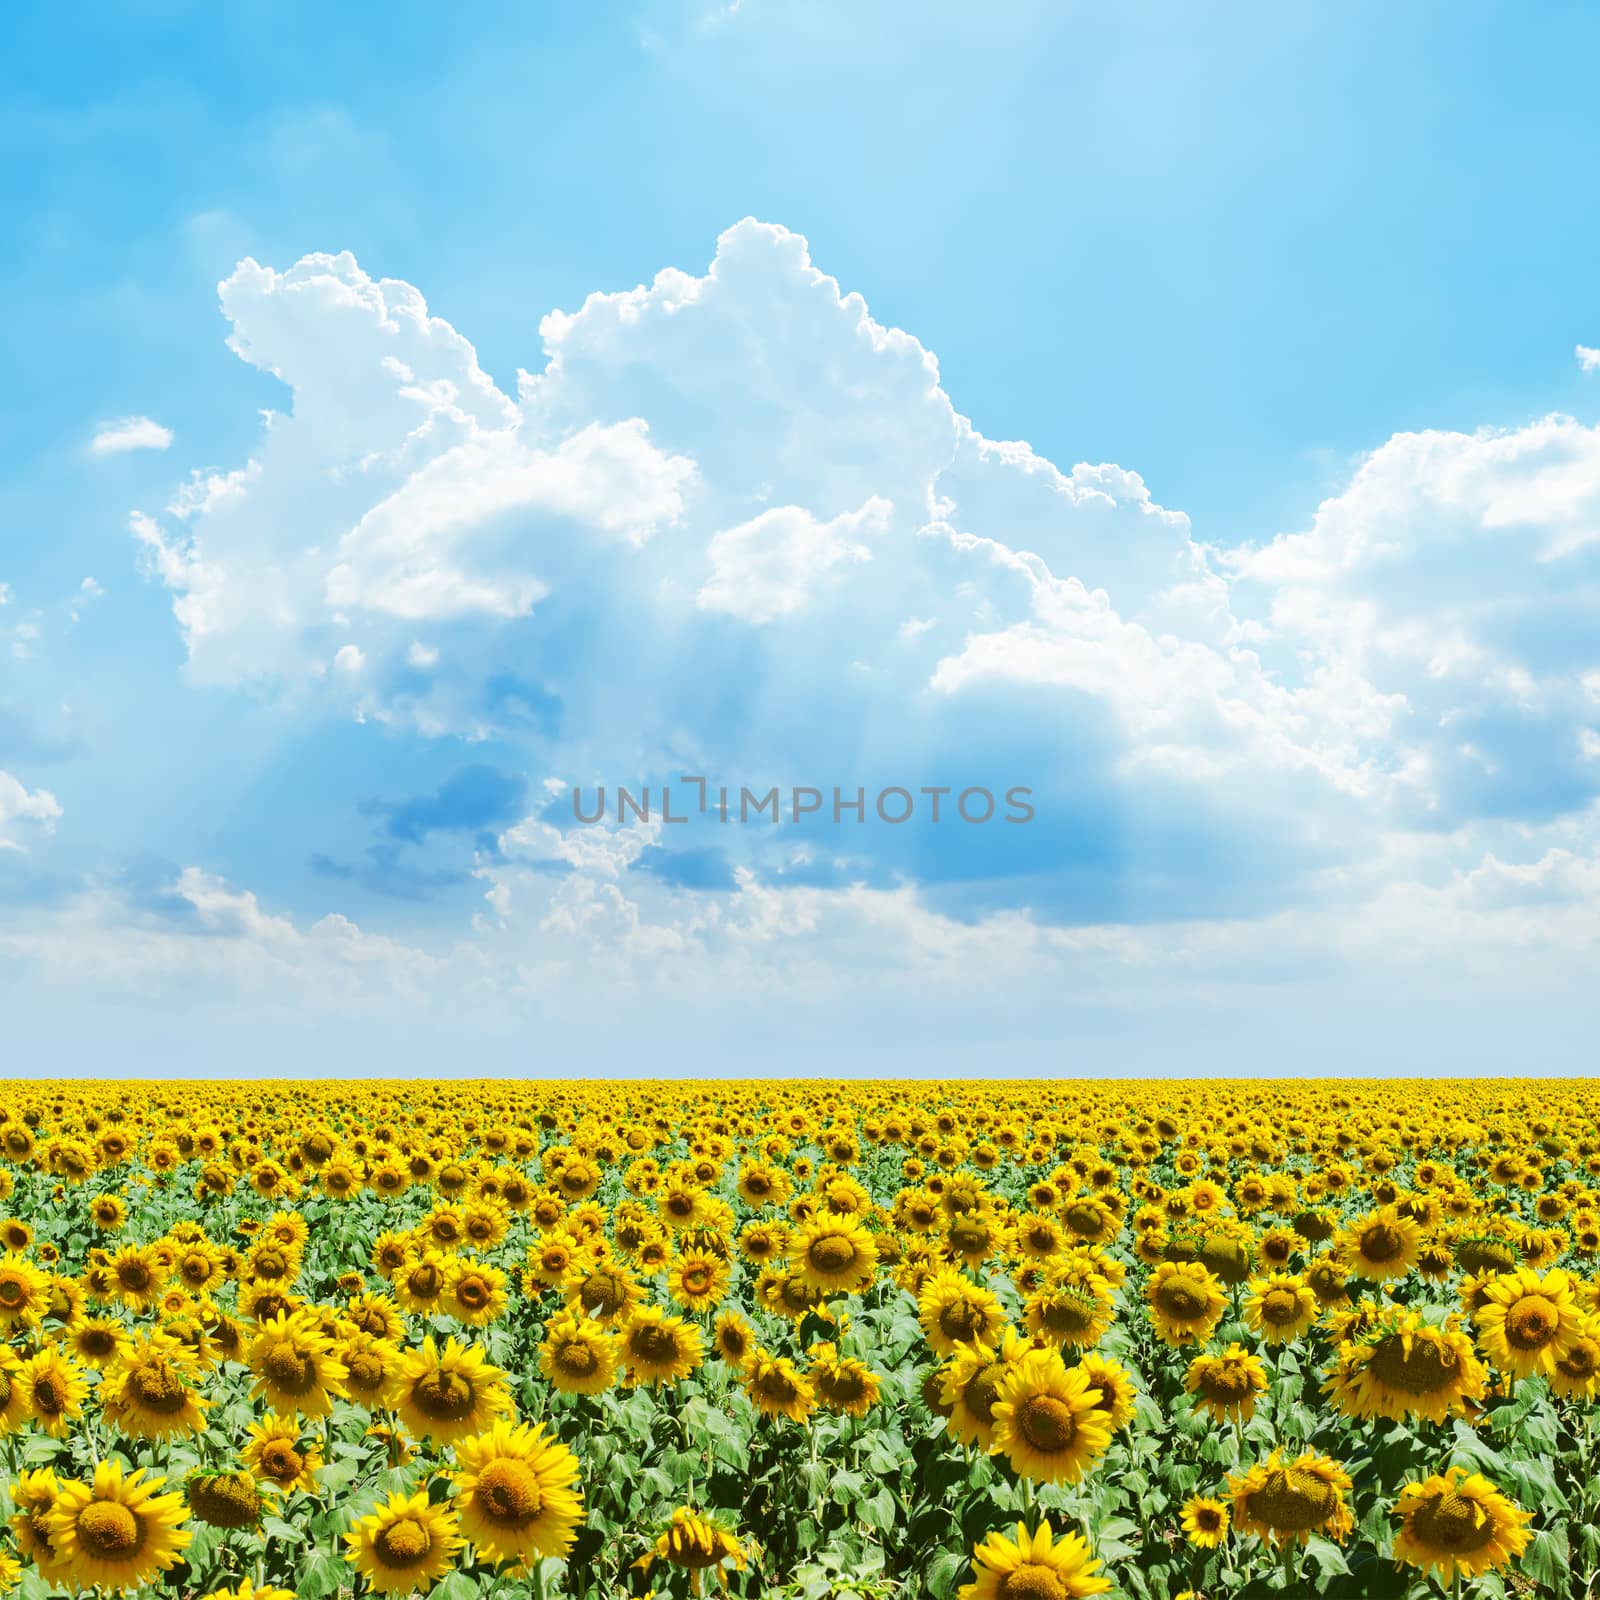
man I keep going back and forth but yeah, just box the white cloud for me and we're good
[91,416,174,456]
[698,497,887,623]
[1578,345,1600,373]
[121,220,1600,941]
[0,769,62,851]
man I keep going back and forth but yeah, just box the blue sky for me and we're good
[3,0,1599,1074]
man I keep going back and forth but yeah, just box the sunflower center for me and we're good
[1261,1290,1302,1326]
[1558,1341,1599,1380]
[0,1372,10,1407]
[33,1375,64,1412]
[1195,1507,1224,1532]
[582,1274,626,1316]
[1505,1296,1559,1349]
[119,1263,152,1291]
[822,1369,867,1404]
[998,1566,1068,1600]
[263,1341,317,1393]
[1064,1204,1102,1235]
[127,1362,189,1413]
[556,1341,599,1377]
[373,1517,432,1568]
[1016,1393,1077,1453]
[809,1237,856,1273]
[1368,1334,1458,1394]
[1200,1366,1256,1404]
[682,1267,712,1294]
[756,1368,800,1404]
[1359,1225,1402,1262]
[348,1353,387,1389]
[1411,1490,1496,1554]
[408,1267,442,1297]
[476,1459,544,1525]
[964,1363,1006,1424]
[631,1324,680,1362]
[76,1501,141,1558]
[260,1441,303,1481]
[412,1369,476,1419]
[1157,1284,1205,1320]
[1248,1467,1338,1531]
[938,1301,985,1341]
[456,1279,490,1309]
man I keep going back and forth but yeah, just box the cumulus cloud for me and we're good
[91,416,174,455]
[0,769,62,850]
[119,220,1600,961]
[1579,345,1600,373]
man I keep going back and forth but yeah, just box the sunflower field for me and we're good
[0,1079,1594,1600]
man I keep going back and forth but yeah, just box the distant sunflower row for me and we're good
[0,1077,1593,1598]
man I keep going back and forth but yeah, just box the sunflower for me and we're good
[918,1268,1008,1358]
[1073,1353,1138,1432]
[990,1348,1114,1486]
[101,1333,211,1441]
[347,1292,407,1342]
[1242,1273,1320,1344]
[1184,1344,1269,1424]
[0,1250,50,1328]
[105,1243,169,1313]
[1181,1495,1230,1549]
[445,1260,509,1327]
[1230,1450,1355,1547]
[20,1347,89,1437]
[740,1347,817,1424]
[186,1469,264,1531]
[1322,1310,1487,1424]
[539,1309,620,1396]
[619,1305,704,1389]
[246,1309,349,1418]
[755,1266,832,1324]
[1023,1277,1115,1350]
[199,1581,299,1600]
[1549,1317,1600,1400]
[668,1248,733,1314]
[1336,1206,1421,1282]
[1474,1266,1584,1380]
[393,1250,451,1316]
[344,1488,464,1596]
[337,1332,402,1408]
[452,1420,583,1564]
[372,1232,412,1280]
[390,1336,512,1444]
[10,1467,74,1586]
[713,1310,756,1368]
[0,1347,30,1435]
[808,1341,881,1418]
[567,1263,644,1327]
[788,1213,879,1296]
[1391,1468,1532,1583]
[635,1507,747,1596]
[1145,1262,1227,1348]
[939,1327,1028,1450]
[957,1520,1111,1600]
[44,1460,192,1595]
[244,1412,324,1495]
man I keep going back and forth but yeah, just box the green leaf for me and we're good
[927,1549,967,1600]
[859,1487,898,1531]
[1302,1535,1350,1579]
[1521,1527,1571,1590]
